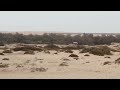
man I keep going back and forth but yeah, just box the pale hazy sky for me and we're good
[0,11,120,33]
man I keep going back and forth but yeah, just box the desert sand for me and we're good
[0,44,120,79]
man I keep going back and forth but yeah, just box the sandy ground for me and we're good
[0,44,120,79]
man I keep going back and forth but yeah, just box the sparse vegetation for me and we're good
[0,53,4,55]
[0,43,4,46]
[16,64,24,68]
[13,45,42,51]
[80,46,112,56]
[69,54,79,57]
[65,50,73,53]
[24,50,35,55]
[73,57,79,60]
[3,49,12,53]
[84,54,90,56]
[2,58,9,60]
[115,58,120,64]
[54,52,58,54]
[44,50,50,54]
[44,44,60,50]
[31,67,48,72]
[104,56,111,58]
[59,62,69,66]
[103,61,111,65]
[61,57,70,61]
[0,63,9,68]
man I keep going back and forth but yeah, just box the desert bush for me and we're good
[54,52,58,54]
[80,47,92,53]
[59,49,65,52]
[3,50,12,53]
[65,50,73,53]
[44,44,60,50]
[80,46,112,56]
[62,45,84,50]
[0,53,4,55]
[24,60,31,64]
[59,62,69,66]
[0,64,9,68]
[16,64,24,68]
[73,57,79,60]
[60,57,70,61]
[84,54,90,56]
[115,58,120,64]
[104,56,111,58]
[69,54,79,57]
[103,61,111,65]
[85,61,90,63]
[2,58,9,60]
[0,43,4,46]
[44,50,50,54]
[13,45,42,51]
[31,67,48,72]
[24,50,35,55]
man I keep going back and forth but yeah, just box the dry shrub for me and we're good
[3,50,12,53]
[54,52,58,54]
[16,64,24,68]
[104,56,111,58]
[59,62,69,66]
[80,46,112,56]
[65,50,73,53]
[0,63,9,68]
[31,67,48,72]
[61,58,70,61]
[86,61,90,63]
[13,45,42,52]
[110,49,117,52]
[62,45,85,50]
[0,53,4,55]
[44,44,60,50]
[115,58,120,64]
[84,54,90,56]
[103,61,111,65]
[73,57,79,60]
[59,49,65,52]
[0,43,4,46]
[24,50,35,55]
[69,54,79,57]
[2,58,9,60]
[44,50,50,54]
[25,60,30,64]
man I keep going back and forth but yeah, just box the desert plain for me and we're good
[0,43,120,79]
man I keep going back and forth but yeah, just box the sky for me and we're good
[0,11,120,33]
